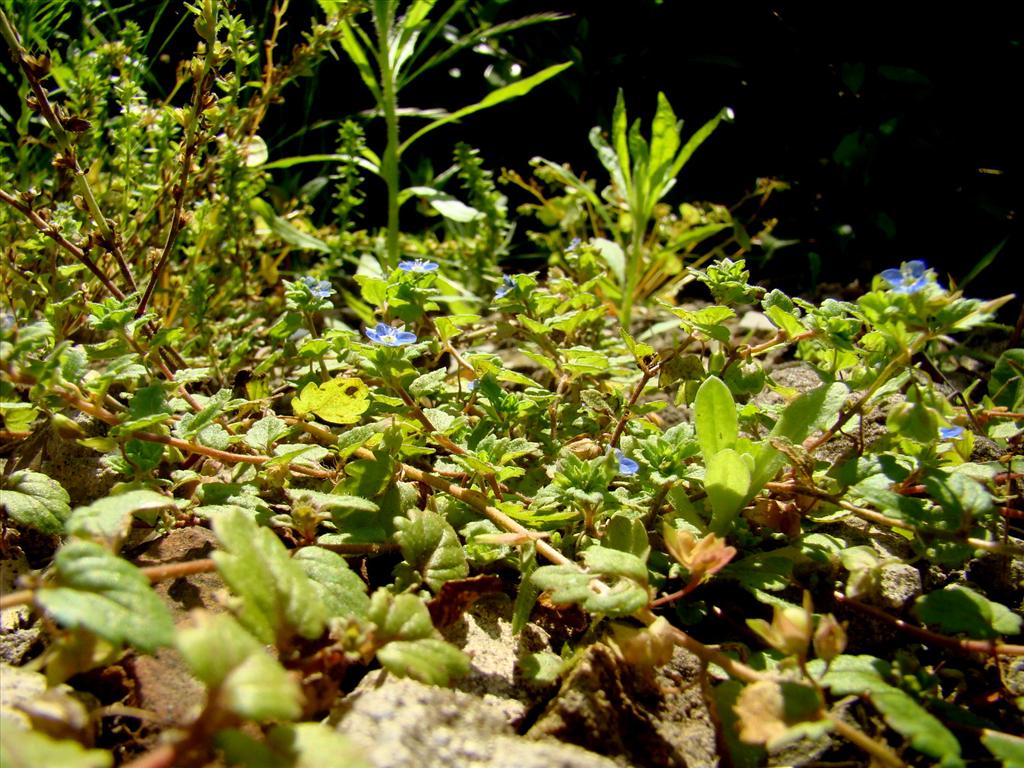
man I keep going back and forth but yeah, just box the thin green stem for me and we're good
[375,9,401,271]
[0,7,137,293]
[137,9,217,317]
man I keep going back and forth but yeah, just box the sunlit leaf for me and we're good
[0,470,70,535]
[37,540,174,653]
[292,377,370,425]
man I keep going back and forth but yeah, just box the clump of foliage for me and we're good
[1,2,1023,767]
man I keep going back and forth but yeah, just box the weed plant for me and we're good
[1,2,1022,767]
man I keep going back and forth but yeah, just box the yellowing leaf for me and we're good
[292,377,370,424]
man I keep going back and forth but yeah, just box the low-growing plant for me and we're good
[1,2,1022,767]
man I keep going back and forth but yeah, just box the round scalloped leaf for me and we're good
[1,471,70,535]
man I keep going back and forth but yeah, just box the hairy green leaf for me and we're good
[37,540,174,653]
[0,716,112,768]
[65,490,177,549]
[394,508,468,592]
[292,547,370,620]
[1,470,70,535]
[177,611,262,689]
[376,638,470,686]
[212,507,327,643]
[222,651,303,722]
[366,590,434,641]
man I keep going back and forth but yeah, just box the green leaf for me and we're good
[212,507,327,643]
[402,186,483,222]
[562,347,609,374]
[218,722,369,768]
[0,470,70,535]
[649,92,681,186]
[377,638,470,685]
[243,415,290,452]
[871,688,961,763]
[532,548,649,618]
[989,348,1024,412]
[913,585,1021,638]
[750,380,848,490]
[603,515,650,560]
[981,729,1024,768]
[292,547,370,620]
[705,448,752,536]
[581,546,648,583]
[592,237,626,285]
[394,508,468,592]
[0,716,112,768]
[251,198,331,254]
[37,540,175,653]
[177,611,262,688]
[409,367,448,397]
[175,389,234,440]
[266,723,369,768]
[401,62,572,152]
[222,651,303,722]
[338,18,381,100]
[818,656,962,763]
[771,380,846,444]
[286,489,379,530]
[65,490,177,548]
[292,377,370,425]
[366,589,434,641]
[694,375,737,460]
[611,89,631,190]
[668,106,732,182]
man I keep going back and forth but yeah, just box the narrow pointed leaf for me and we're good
[401,62,571,152]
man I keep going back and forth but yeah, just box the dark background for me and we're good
[4,1,1021,301]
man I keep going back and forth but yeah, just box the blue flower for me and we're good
[880,260,929,294]
[495,275,516,299]
[614,448,639,476]
[365,322,417,346]
[398,259,439,273]
[299,276,335,299]
[567,237,582,253]
[939,426,964,440]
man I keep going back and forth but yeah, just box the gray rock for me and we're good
[330,676,618,768]
[440,595,553,727]
[873,562,923,610]
[40,416,119,506]
[528,642,718,768]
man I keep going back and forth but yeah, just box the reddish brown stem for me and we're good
[834,592,1024,656]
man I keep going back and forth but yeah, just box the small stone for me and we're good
[331,676,617,768]
[874,563,922,610]
[739,310,776,334]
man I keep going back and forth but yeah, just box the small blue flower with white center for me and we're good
[365,322,417,347]
[614,448,639,476]
[567,237,582,253]
[495,275,515,299]
[879,260,930,294]
[299,275,335,299]
[939,426,964,440]
[398,259,439,273]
